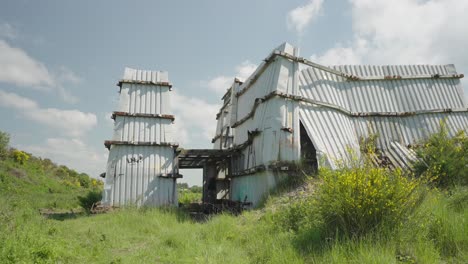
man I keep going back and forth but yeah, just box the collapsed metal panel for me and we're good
[299,65,466,113]
[215,42,468,207]
[298,61,468,169]
[103,68,177,207]
[232,43,301,170]
[217,43,301,207]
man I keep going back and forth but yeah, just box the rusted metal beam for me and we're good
[111,111,175,121]
[275,51,465,82]
[117,79,172,88]
[158,173,182,179]
[104,140,178,149]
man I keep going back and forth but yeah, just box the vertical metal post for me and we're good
[202,162,217,205]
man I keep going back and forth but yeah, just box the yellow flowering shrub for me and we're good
[318,165,423,238]
[12,150,29,165]
[414,122,467,187]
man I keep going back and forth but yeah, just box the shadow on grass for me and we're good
[43,211,87,221]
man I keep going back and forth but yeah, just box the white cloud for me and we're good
[308,0,468,102]
[0,40,55,88]
[0,23,17,40]
[171,91,219,146]
[0,90,97,137]
[0,39,81,103]
[311,0,468,68]
[205,60,258,94]
[207,76,233,95]
[311,45,363,65]
[103,112,114,127]
[19,138,107,178]
[235,61,258,80]
[310,37,370,65]
[55,66,82,85]
[287,0,324,36]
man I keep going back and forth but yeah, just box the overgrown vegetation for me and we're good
[177,182,202,204]
[413,121,467,187]
[317,166,423,238]
[0,127,467,263]
[0,131,102,212]
[0,131,9,159]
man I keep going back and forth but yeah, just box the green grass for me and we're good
[1,188,466,263]
[178,189,202,204]
[0,144,467,263]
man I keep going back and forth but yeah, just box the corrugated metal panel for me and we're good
[215,42,468,207]
[299,65,466,113]
[118,83,171,115]
[354,112,468,149]
[122,67,169,83]
[383,142,418,169]
[299,105,361,168]
[222,43,301,206]
[103,68,176,207]
[112,116,173,143]
[230,171,287,206]
[232,43,300,168]
[105,145,177,207]
[298,62,468,168]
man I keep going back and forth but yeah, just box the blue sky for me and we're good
[1,0,467,186]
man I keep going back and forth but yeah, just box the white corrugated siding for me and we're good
[103,68,176,207]
[226,43,300,206]
[122,67,169,83]
[118,83,170,115]
[354,112,468,149]
[113,116,173,143]
[298,64,468,168]
[222,43,468,207]
[105,145,176,206]
[299,65,466,113]
[230,171,287,206]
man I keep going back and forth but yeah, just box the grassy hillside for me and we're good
[0,129,467,263]
[0,150,102,212]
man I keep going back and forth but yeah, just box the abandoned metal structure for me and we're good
[211,43,468,206]
[103,43,468,208]
[102,68,179,207]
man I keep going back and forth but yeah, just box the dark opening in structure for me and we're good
[299,121,318,174]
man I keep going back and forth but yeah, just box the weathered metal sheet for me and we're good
[299,105,361,168]
[118,83,171,115]
[299,65,466,113]
[216,43,467,207]
[122,67,169,83]
[212,44,300,206]
[230,171,287,206]
[104,145,177,207]
[103,68,177,207]
[353,112,468,149]
[298,62,468,168]
[112,116,173,143]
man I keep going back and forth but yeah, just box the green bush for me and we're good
[77,173,92,188]
[78,190,102,213]
[413,122,467,188]
[317,165,423,238]
[271,197,321,233]
[0,131,9,159]
[12,150,30,165]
